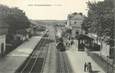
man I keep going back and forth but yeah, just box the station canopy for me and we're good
[78,34,94,40]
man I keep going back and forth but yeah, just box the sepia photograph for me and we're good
[0,0,114,73]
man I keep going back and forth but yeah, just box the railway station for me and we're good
[0,0,114,73]
[0,25,109,73]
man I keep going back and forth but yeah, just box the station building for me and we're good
[66,12,85,38]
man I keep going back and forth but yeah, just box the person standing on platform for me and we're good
[88,62,92,73]
[84,62,88,72]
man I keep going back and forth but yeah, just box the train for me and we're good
[55,31,65,51]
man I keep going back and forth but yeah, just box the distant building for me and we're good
[66,12,85,38]
[0,21,8,56]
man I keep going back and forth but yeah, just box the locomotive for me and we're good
[55,30,65,51]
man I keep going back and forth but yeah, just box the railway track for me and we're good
[57,51,73,73]
[16,35,49,73]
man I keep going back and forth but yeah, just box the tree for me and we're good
[0,4,31,44]
[82,0,114,39]
[0,5,30,33]
[4,7,30,34]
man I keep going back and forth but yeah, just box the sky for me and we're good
[0,0,104,20]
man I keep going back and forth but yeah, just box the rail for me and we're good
[15,32,48,73]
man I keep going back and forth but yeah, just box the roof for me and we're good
[78,34,94,40]
[68,13,84,20]
[16,29,27,34]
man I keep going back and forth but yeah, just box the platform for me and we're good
[0,36,43,73]
[66,40,106,73]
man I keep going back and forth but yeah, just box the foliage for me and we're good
[82,0,114,39]
[0,5,30,34]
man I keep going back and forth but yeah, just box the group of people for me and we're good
[84,62,92,73]
[65,39,74,47]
